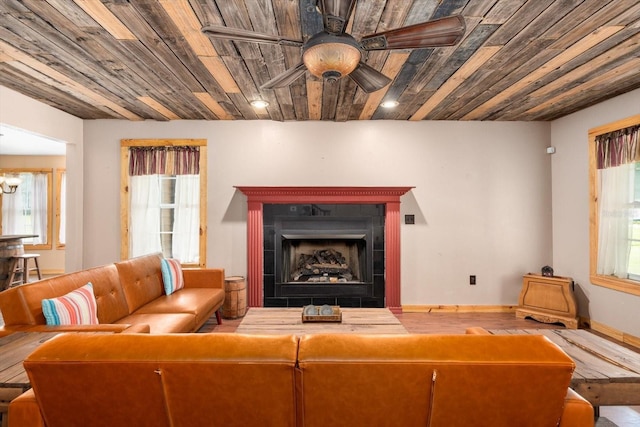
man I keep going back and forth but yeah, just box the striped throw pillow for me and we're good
[42,282,99,325]
[161,258,184,295]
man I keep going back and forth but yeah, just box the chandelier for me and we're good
[0,175,21,195]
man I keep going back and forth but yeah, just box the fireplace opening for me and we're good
[263,203,386,308]
[282,234,366,284]
[273,215,375,301]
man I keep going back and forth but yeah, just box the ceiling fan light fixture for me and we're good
[302,33,361,81]
[200,10,467,95]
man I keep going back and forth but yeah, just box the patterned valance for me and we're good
[595,125,639,169]
[129,146,199,176]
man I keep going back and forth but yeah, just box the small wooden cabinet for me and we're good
[515,274,578,329]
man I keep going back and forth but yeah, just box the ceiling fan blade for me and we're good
[318,0,357,34]
[202,25,303,47]
[360,15,466,50]
[348,62,392,93]
[260,63,308,89]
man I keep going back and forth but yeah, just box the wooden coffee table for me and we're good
[236,307,408,335]
[489,329,640,416]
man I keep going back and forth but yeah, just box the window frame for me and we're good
[0,167,53,250]
[589,114,640,296]
[120,139,207,267]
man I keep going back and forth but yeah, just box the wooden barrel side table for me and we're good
[0,235,36,291]
[222,276,247,319]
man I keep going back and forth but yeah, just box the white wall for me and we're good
[6,81,640,331]
[552,88,640,336]
[83,119,552,307]
[0,86,84,272]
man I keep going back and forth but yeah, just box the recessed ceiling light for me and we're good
[380,100,399,108]
[251,100,269,108]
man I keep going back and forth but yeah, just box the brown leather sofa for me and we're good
[9,332,593,427]
[0,253,225,334]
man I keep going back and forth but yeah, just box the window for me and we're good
[589,115,640,296]
[120,139,206,266]
[0,168,53,249]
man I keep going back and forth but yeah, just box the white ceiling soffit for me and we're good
[0,123,66,156]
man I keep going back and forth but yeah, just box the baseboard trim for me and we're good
[41,269,64,276]
[401,305,517,313]
[581,317,640,350]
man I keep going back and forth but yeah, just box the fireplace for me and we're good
[236,186,413,313]
[268,214,378,306]
[282,234,367,283]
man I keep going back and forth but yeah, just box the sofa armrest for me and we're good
[464,328,593,425]
[2,324,148,333]
[560,388,594,426]
[182,268,225,289]
[8,389,44,427]
[0,328,15,337]
[120,323,151,333]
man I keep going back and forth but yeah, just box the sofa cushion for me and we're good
[115,253,165,313]
[297,334,575,427]
[41,283,99,326]
[115,312,196,333]
[23,333,299,427]
[133,288,224,327]
[160,258,184,295]
[7,389,43,427]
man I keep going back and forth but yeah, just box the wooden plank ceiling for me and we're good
[0,0,638,122]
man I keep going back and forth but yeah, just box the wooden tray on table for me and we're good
[301,305,342,323]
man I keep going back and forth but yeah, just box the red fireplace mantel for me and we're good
[236,186,413,314]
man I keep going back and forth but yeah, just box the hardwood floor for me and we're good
[203,310,567,334]
[204,310,640,426]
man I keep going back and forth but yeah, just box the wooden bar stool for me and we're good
[8,254,42,287]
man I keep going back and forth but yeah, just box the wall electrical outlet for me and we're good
[470,275,476,285]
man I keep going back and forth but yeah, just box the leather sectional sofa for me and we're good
[9,332,593,426]
[0,253,225,334]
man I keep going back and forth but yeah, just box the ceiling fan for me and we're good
[202,0,466,93]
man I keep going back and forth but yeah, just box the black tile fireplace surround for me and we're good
[263,204,385,308]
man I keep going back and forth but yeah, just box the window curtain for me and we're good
[129,175,162,257]
[1,172,47,244]
[59,172,66,245]
[32,173,48,244]
[1,184,25,235]
[128,146,200,261]
[129,146,199,176]
[172,175,200,263]
[596,126,640,278]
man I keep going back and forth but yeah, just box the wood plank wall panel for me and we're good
[0,0,638,121]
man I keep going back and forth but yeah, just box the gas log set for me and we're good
[292,248,354,282]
